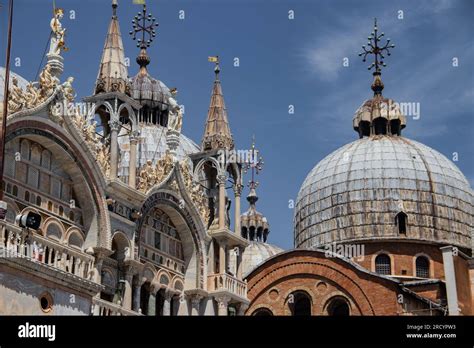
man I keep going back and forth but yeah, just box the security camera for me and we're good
[16,211,42,230]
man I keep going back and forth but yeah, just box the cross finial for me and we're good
[243,136,264,191]
[358,18,395,95]
[129,4,158,73]
[129,4,158,49]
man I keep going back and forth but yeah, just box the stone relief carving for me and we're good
[168,96,183,133]
[137,150,174,192]
[180,160,210,225]
[71,112,111,178]
[7,63,60,116]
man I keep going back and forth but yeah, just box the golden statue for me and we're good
[49,8,68,55]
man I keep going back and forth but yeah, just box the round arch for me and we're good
[136,190,207,290]
[6,119,110,248]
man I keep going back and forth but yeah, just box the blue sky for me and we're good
[2,0,473,250]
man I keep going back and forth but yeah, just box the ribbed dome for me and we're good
[240,241,283,276]
[118,124,199,179]
[130,73,171,110]
[294,135,474,251]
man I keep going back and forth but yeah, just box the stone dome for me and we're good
[241,241,283,276]
[130,72,172,110]
[294,135,474,251]
[118,124,200,178]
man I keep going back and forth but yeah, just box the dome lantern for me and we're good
[354,19,405,138]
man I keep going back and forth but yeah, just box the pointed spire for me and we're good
[94,0,129,95]
[202,57,234,150]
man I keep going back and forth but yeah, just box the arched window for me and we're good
[375,254,391,275]
[12,185,18,196]
[252,308,273,316]
[46,223,63,241]
[142,208,184,273]
[395,211,408,234]
[24,191,30,202]
[36,195,42,206]
[327,297,350,316]
[416,256,430,278]
[68,232,84,249]
[289,291,312,316]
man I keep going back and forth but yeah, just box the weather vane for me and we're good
[208,55,220,76]
[243,136,264,190]
[358,18,395,75]
[129,5,158,49]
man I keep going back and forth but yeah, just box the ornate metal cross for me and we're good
[244,137,264,190]
[359,18,395,74]
[129,5,158,49]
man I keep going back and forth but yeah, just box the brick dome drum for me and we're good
[294,135,474,251]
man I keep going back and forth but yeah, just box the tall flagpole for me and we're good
[0,0,14,219]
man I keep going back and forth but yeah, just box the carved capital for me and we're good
[233,183,243,196]
[109,119,121,132]
[215,295,231,308]
[129,130,140,143]
[217,174,227,185]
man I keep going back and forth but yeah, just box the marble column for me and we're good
[163,290,173,316]
[128,131,139,188]
[440,246,460,315]
[190,295,202,316]
[238,303,249,316]
[219,241,226,274]
[233,184,242,234]
[216,295,230,316]
[132,280,142,313]
[147,283,159,316]
[236,247,243,279]
[123,272,134,310]
[109,120,121,179]
[217,174,226,230]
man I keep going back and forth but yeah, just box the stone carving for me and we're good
[71,113,111,177]
[24,83,41,109]
[137,150,174,193]
[167,96,183,133]
[62,77,75,102]
[7,77,25,113]
[49,8,67,55]
[39,64,58,97]
[180,160,210,225]
[7,64,59,116]
[96,141,111,178]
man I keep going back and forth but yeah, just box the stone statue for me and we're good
[24,83,41,109]
[96,142,111,177]
[8,77,24,113]
[39,64,57,99]
[84,121,97,143]
[62,77,75,102]
[138,160,156,192]
[49,8,67,55]
[167,96,183,133]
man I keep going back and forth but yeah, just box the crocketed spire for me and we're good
[202,62,234,150]
[94,0,130,95]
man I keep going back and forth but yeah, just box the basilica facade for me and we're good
[0,2,472,317]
